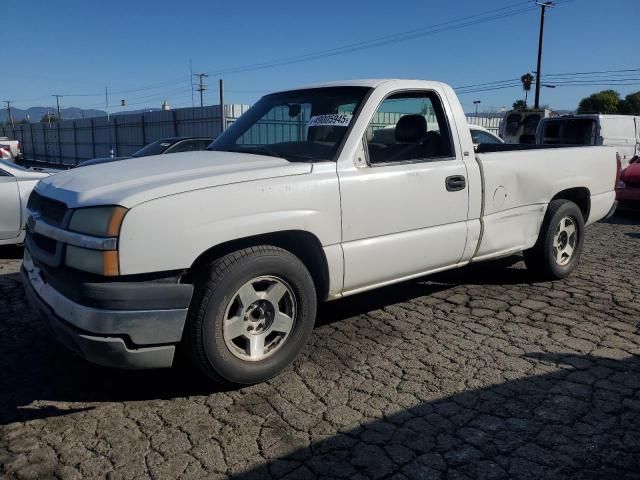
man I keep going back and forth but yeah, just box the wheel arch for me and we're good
[183,230,331,302]
[550,187,591,223]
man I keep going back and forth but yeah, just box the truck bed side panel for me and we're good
[474,146,616,260]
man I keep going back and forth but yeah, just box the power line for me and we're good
[10,1,538,102]
[8,0,585,104]
[205,2,539,77]
[454,67,640,92]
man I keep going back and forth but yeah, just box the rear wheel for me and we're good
[186,245,317,384]
[524,199,585,280]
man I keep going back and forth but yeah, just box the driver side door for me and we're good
[338,90,469,293]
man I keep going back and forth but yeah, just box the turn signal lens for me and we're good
[65,245,120,276]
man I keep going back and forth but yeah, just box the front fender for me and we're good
[118,165,341,275]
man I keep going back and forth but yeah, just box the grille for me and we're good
[31,232,57,254]
[27,191,68,226]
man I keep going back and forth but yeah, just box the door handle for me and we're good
[446,175,466,192]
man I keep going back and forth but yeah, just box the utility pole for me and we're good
[52,94,63,121]
[473,100,481,116]
[105,86,110,121]
[193,73,209,107]
[3,100,15,131]
[219,79,225,133]
[534,1,554,109]
[190,59,195,108]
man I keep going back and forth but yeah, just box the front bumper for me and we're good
[22,250,192,369]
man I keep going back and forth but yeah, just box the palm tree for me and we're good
[521,73,534,107]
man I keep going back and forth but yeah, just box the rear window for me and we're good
[505,113,521,136]
[541,119,596,145]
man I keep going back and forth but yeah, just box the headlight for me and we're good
[617,180,626,189]
[66,245,120,276]
[68,206,128,237]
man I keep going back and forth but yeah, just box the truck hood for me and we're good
[35,151,312,208]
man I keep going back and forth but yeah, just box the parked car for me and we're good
[469,124,503,150]
[537,114,640,167]
[23,79,618,385]
[0,160,54,246]
[498,109,553,144]
[616,155,640,211]
[78,137,212,167]
[0,137,23,162]
[0,144,15,162]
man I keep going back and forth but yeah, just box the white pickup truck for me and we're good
[23,79,618,384]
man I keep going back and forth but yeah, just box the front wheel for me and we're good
[524,199,585,280]
[186,245,317,385]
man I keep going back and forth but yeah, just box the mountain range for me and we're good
[0,106,162,123]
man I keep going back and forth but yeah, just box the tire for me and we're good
[524,199,585,280]
[186,245,317,385]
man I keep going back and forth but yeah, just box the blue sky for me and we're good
[2,0,638,113]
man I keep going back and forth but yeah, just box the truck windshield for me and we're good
[209,86,371,162]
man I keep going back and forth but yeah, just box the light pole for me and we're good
[473,100,481,116]
[534,1,554,109]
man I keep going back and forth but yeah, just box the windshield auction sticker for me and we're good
[308,114,353,127]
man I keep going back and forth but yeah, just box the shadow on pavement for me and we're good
[604,211,640,225]
[317,256,528,327]
[0,245,24,260]
[236,353,640,480]
[0,256,539,424]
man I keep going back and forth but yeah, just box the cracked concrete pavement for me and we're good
[1,215,639,479]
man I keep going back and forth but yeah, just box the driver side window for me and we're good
[366,91,453,165]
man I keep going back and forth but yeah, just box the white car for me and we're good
[469,124,503,150]
[0,160,53,245]
[0,137,23,162]
[23,79,618,384]
[0,144,15,161]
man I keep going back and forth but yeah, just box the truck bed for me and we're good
[472,145,617,261]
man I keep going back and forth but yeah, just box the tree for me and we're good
[40,112,59,124]
[512,100,528,110]
[577,90,621,114]
[520,73,534,105]
[619,91,640,115]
